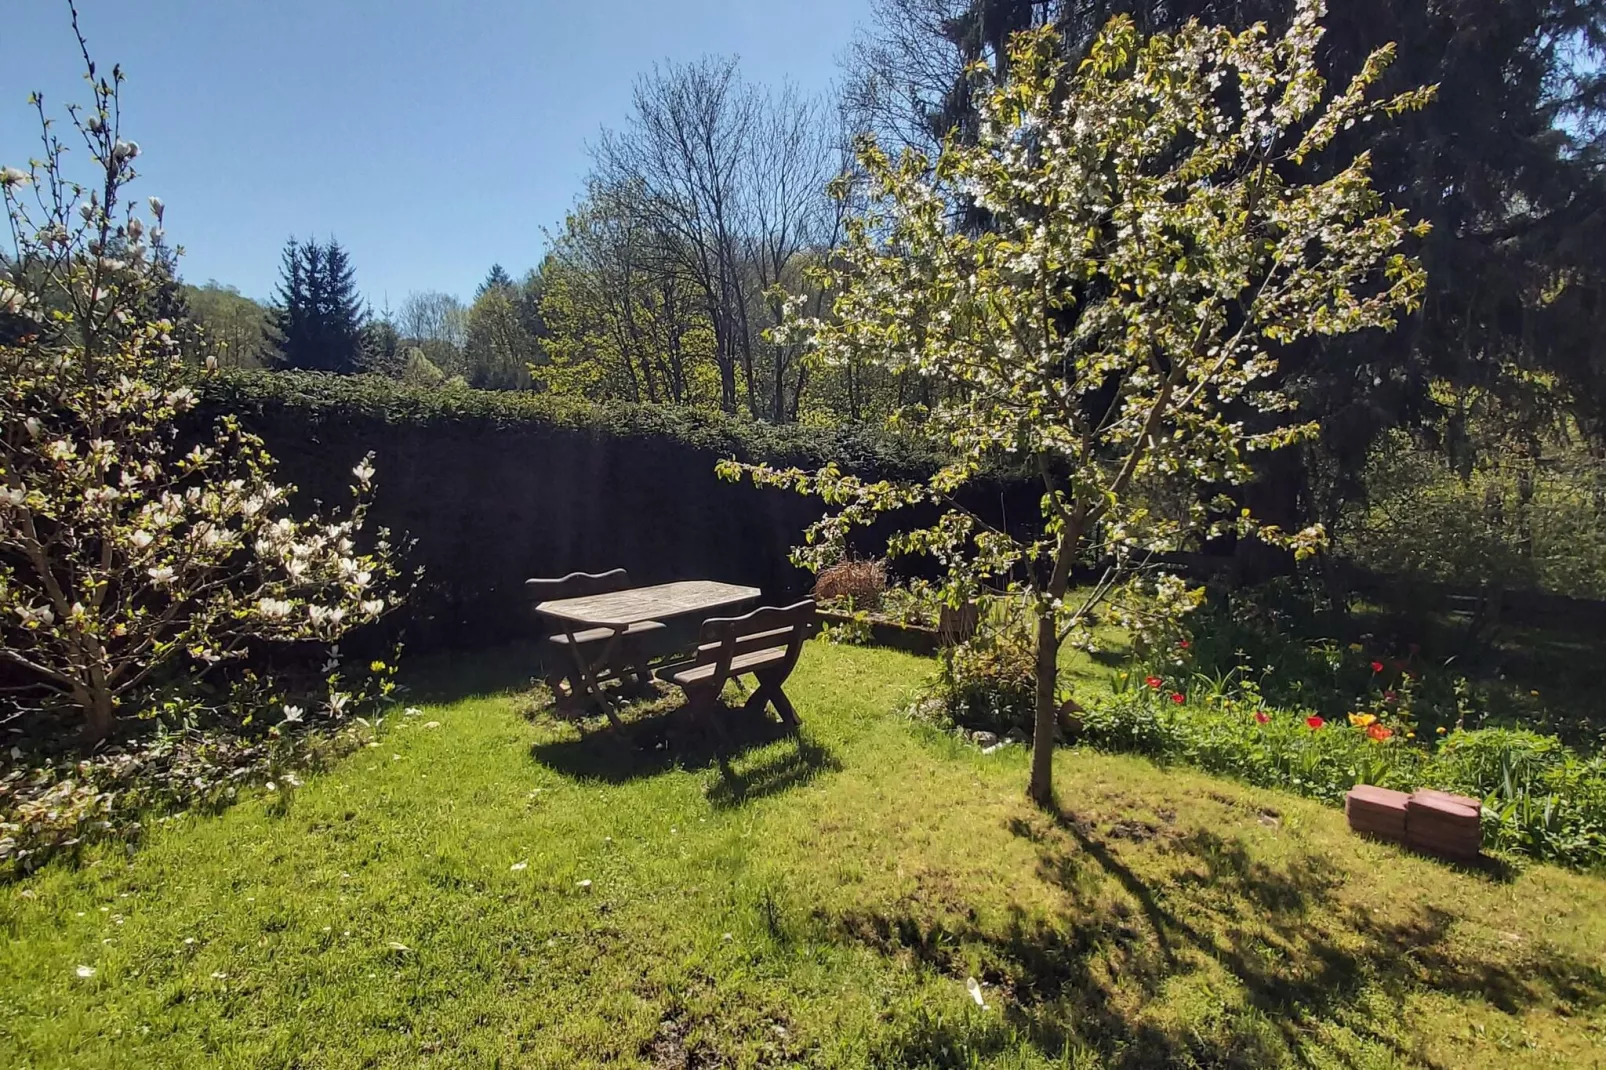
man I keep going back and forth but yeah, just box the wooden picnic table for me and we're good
[534,580,761,725]
[535,579,761,631]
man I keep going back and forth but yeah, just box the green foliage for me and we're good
[180,282,273,369]
[1076,688,1606,869]
[936,631,1037,735]
[199,369,941,474]
[270,237,367,373]
[463,284,535,390]
[1344,427,1606,599]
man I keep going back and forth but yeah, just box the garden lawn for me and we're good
[2,642,1604,1069]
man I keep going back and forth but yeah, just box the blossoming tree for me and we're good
[721,0,1432,803]
[1,25,401,741]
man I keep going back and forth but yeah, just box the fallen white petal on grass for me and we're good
[75,965,96,979]
[423,721,441,730]
[576,879,593,890]
[510,861,528,872]
[387,941,411,952]
[210,971,228,980]
[966,977,988,1009]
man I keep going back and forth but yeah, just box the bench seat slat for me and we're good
[669,645,789,686]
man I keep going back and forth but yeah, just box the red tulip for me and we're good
[1178,639,1191,649]
[1171,692,1186,705]
[1254,711,1270,724]
[1370,661,1384,673]
[1144,676,1163,690]
[1306,716,1325,729]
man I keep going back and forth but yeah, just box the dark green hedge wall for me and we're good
[198,372,947,651]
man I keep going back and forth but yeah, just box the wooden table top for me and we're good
[535,580,762,629]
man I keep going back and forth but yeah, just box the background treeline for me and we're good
[166,0,1606,602]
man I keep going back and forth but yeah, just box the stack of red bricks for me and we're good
[1344,785,1482,862]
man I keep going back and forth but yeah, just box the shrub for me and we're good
[935,633,1037,736]
[1,42,402,743]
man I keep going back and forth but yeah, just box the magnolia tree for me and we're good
[1,23,402,742]
[721,0,1432,804]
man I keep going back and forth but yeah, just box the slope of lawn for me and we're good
[2,641,1604,1068]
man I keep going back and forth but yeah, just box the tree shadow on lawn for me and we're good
[828,808,1606,1069]
[529,696,841,810]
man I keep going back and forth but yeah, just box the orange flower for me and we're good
[1366,723,1394,742]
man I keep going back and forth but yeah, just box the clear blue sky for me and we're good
[2,0,870,307]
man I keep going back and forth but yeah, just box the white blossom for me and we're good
[281,705,304,723]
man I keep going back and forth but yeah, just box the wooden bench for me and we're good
[527,570,665,714]
[663,600,815,727]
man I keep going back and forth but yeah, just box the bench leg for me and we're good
[751,670,800,728]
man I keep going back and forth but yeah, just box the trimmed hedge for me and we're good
[195,372,954,651]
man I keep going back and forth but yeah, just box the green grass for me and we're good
[3,641,1605,1068]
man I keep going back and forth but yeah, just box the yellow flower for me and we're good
[1347,643,1364,653]
[370,660,387,673]
[1436,726,1447,735]
[1348,712,1377,728]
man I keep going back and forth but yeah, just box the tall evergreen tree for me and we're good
[477,263,514,296]
[271,237,367,372]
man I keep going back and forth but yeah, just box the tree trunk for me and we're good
[83,688,114,743]
[1029,602,1059,806]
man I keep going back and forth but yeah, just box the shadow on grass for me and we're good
[826,807,1606,1069]
[403,640,547,706]
[529,693,841,810]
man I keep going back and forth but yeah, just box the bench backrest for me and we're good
[694,599,816,685]
[525,569,631,614]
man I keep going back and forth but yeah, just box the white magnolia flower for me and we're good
[0,165,30,187]
[16,604,54,627]
[257,598,294,620]
[352,461,375,485]
[129,529,154,550]
[148,195,164,218]
[327,692,350,715]
[23,417,41,439]
[148,566,176,587]
[360,599,385,617]
[281,705,304,723]
[0,486,24,508]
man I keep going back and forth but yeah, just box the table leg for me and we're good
[563,625,626,731]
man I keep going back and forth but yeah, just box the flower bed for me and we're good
[1073,682,1606,870]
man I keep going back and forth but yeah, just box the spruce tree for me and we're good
[271,237,367,372]
[477,263,514,296]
